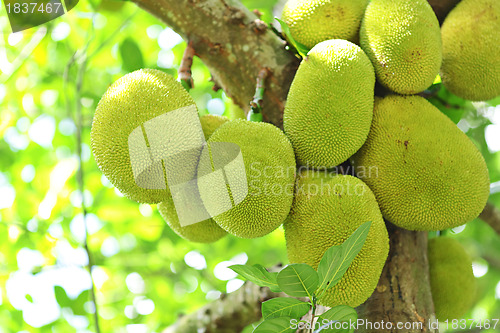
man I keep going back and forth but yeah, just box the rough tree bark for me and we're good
[132,0,300,128]
[164,283,287,333]
[357,225,437,333]
[128,1,486,332]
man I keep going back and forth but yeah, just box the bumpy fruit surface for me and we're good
[351,95,490,231]
[199,114,229,140]
[281,0,369,49]
[158,197,227,243]
[360,0,442,94]
[440,0,500,101]
[204,119,296,238]
[91,69,196,204]
[284,39,375,169]
[284,170,389,307]
[428,237,476,320]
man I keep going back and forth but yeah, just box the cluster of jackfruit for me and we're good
[280,0,492,308]
[91,69,297,243]
[90,0,494,312]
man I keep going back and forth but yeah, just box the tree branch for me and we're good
[248,67,270,121]
[132,0,299,128]
[479,202,500,236]
[179,41,196,90]
[163,282,286,333]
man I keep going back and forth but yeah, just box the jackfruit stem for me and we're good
[179,41,195,91]
[418,88,464,110]
[309,296,317,333]
[248,68,270,121]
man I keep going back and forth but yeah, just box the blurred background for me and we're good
[0,0,498,332]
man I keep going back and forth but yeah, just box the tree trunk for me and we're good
[357,224,437,333]
[129,0,472,332]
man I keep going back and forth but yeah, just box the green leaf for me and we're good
[73,289,90,315]
[275,18,310,57]
[277,264,318,299]
[317,221,372,296]
[253,317,294,333]
[316,305,357,333]
[261,297,310,320]
[54,285,71,307]
[64,0,79,11]
[25,294,33,303]
[315,245,343,293]
[229,264,281,292]
[119,37,144,73]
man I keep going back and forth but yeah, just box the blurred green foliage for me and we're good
[0,0,498,332]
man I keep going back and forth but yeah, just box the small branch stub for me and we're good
[179,41,195,91]
[248,68,270,122]
[479,202,500,236]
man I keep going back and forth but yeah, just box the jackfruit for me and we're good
[360,0,442,94]
[284,170,389,307]
[199,114,229,140]
[284,39,375,169]
[351,95,490,231]
[202,119,296,238]
[281,0,369,50]
[91,69,197,204]
[158,197,227,243]
[428,237,476,321]
[440,0,500,101]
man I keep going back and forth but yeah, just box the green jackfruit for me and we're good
[284,171,389,307]
[91,69,197,204]
[360,0,442,94]
[428,237,476,321]
[440,0,500,101]
[199,114,229,140]
[203,119,296,238]
[158,197,227,243]
[351,95,490,231]
[284,39,375,169]
[281,0,369,49]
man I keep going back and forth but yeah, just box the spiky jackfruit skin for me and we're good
[360,0,442,94]
[199,115,229,140]
[440,0,500,101]
[205,119,296,238]
[281,0,369,49]
[284,171,389,307]
[91,69,196,204]
[158,198,227,243]
[428,237,476,320]
[351,95,490,231]
[284,39,375,169]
